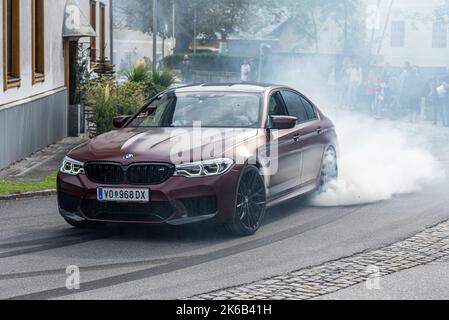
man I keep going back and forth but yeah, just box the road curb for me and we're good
[0,189,57,201]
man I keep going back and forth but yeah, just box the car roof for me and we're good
[171,82,287,94]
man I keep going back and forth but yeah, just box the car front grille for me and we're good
[81,199,174,222]
[85,163,124,184]
[127,164,174,185]
[84,163,174,185]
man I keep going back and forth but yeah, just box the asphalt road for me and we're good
[1,122,449,300]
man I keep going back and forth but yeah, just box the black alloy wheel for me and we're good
[226,165,267,236]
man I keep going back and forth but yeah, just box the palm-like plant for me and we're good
[149,68,177,88]
[125,62,150,83]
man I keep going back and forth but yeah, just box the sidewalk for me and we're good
[0,136,87,184]
[192,221,449,300]
[316,259,449,300]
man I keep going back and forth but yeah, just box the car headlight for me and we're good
[60,156,85,175]
[174,158,234,178]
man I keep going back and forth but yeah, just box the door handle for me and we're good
[293,134,301,142]
[316,127,323,135]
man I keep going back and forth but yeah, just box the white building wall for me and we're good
[79,0,111,61]
[0,0,112,106]
[114,29,174,72]
[277,0,449,68]
[367,0,449,67]
[0,0,66,106]
[0,0,112,169]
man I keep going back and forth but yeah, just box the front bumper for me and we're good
[57,166,242,226]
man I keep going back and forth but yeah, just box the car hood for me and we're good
[68,127,261,164]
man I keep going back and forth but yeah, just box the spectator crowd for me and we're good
[328,58,449,126]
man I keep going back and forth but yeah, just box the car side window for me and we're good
[269,92,287,116]
[300,97,318,121]
[280,91,309,123]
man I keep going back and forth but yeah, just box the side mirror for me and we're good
[269,116,297,130]
[113,116,132,129]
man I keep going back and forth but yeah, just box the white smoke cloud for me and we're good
[309,111,442,206]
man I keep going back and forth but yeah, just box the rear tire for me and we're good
[319,147,338,191]
[225,166,267,236]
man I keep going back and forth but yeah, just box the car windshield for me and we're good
[128,91,262,128]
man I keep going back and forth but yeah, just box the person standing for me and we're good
[181,55,192,84]
[365,69,378,116]
[249,58,257,82]
[436,80,447,126]
[327,66,337,108]
[444,81,449,127]
[346,62,363,110]
[399,62,412,118]
[241,59,251,82]
[407,67,423,122]
[443,68,449,127]
[429,80,443,126]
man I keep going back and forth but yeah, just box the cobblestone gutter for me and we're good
[192,221,449,300]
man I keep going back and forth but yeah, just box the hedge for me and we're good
[162,54,257,73]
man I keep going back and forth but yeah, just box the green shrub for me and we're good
[115,81,146,115]
[149,68,177,88]
[144,68,177,99]
[85,67,175,135]
[85,77,146,135]
[125,64,176,100]
[163,54,253,72]
[125,62,150,83]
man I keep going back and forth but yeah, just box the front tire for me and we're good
[225,166,267,236]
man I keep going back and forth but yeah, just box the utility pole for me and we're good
[193,6,197,55]
[109,0,114,64]
[258,43,271,82]
[377,0,394,56]
[153,0,158,69]
[172,1,176,54]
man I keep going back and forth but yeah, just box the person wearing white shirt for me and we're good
[241,60,251,82]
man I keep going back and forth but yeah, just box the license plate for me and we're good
[97,188,150,203]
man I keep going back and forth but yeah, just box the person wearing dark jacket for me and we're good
[181,55,192,84]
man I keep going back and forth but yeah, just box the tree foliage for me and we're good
[258,0,365,54]
[436,0,449,21]
[116,0,252,53]
[116,0,366,56]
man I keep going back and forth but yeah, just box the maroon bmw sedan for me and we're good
[58,83,338,236]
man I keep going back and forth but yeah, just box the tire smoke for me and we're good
[310,111,442,206]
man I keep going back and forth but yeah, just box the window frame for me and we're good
[32,0,45,84]
[432,21,447,49]
[3,0,21,91]
[390,21,405,48]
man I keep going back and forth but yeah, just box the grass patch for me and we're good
[0,172,57,196]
